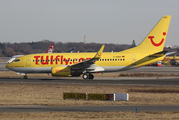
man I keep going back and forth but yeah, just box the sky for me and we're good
[0,0,179,46]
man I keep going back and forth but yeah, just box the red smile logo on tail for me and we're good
[148,32,166,47]
[97,53,101,56]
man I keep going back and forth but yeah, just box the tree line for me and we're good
[0,40,177,57]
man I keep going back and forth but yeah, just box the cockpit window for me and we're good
[13,59,20,62]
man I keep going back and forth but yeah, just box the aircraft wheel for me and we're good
[82,74,88,79]
[23,75,28,79]
[89,74,94,79]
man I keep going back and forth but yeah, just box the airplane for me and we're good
[163,54,179,66]
[7,43,54,63]
[6,15,171,79]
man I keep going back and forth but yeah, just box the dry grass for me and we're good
[128,88,179,93]
[0,111,179,120]
[119,73,179,77]
[0,83,179,106]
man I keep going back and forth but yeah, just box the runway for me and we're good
[0,77,179,86]
[0,105,179,112]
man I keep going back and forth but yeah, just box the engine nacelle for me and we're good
[51,65,71,77]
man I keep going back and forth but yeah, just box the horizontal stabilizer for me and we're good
[148,51,168,57]
[166,51,176,56]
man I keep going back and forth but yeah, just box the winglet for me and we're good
[173,54,176,59]
[94,45,105,59]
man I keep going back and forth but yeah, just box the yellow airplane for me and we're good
[163,54,179,66]
[6,15,171,79]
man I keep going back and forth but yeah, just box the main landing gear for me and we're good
[82,73,94,80]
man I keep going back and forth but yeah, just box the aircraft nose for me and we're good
[5,63,11,69]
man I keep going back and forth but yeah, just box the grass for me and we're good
[0,111,178,120]
[0,83,179,106]
[118,72,179,77]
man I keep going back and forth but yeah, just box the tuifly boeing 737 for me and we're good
[6,15,171,79]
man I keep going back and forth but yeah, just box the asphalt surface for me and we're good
[0,62,8,71]
[0,77,179,86]
[0,105,179,112]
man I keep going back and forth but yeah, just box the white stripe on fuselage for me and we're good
[7,66,138,73]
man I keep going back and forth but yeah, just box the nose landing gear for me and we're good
[82,73,94,80]
[23,74,28,79]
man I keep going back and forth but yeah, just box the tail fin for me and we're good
[46,43,54,53]
[70,49,74,53]
[128,15,171,54]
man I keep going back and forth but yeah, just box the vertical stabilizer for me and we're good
[46,43,54,53]
[127,15,171,54]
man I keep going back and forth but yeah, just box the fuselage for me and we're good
[6,51,164,74]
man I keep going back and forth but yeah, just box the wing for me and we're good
[70,45,105,73]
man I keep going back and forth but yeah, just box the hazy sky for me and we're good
[0,0,178,46]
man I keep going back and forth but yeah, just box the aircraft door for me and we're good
[131,55,136,63]
[26,57,31,66]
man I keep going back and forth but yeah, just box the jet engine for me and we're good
[51,65,81,77]
[51,65,71,76]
